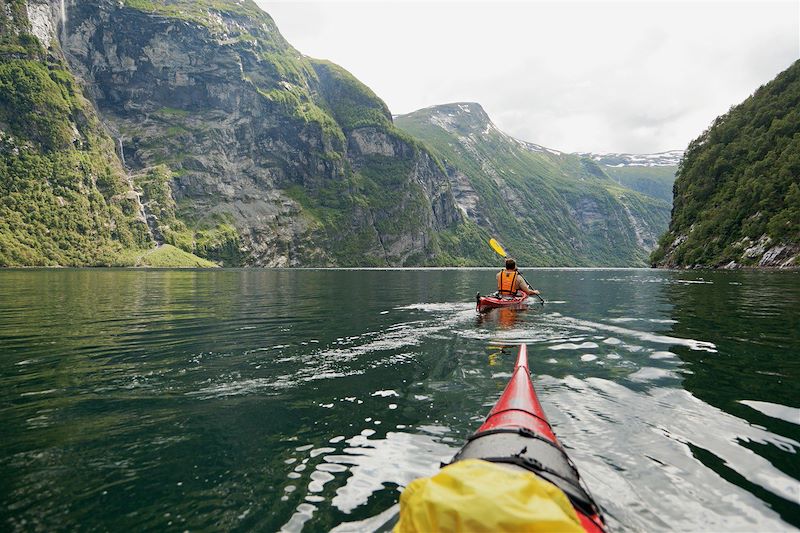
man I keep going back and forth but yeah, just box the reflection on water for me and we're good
[280,429,454,532]
[0,269,798,532]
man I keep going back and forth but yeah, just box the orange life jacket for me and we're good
[498,270,518,295]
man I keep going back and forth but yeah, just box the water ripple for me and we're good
[1,269,797,532]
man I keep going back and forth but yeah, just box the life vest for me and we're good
[498,269,518,295]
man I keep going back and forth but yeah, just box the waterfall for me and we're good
[59,0,68,43]
[116,136,161,246]
[117,138,126,167]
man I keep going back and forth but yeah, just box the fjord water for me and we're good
[1,269,798,532]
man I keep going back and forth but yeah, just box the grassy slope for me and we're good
[123,0,268,23]
[602,165,677,204]
[396,108,671,266]
[113,244,218,267]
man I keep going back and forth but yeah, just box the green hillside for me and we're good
[0,0,152,266]
[603,165,677,204]
[652,60,800,268]
[396,103,671,266]
[0,0,220,267]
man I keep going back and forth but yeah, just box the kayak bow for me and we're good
[450,344,606,532]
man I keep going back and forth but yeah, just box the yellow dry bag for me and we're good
[394,459,584,533]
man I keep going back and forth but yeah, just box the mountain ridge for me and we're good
[403,101,679,205]
[576,150,683,168]
[395,102,672,266]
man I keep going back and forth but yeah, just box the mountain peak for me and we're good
[396,102,493,136]
[426,102,488,117]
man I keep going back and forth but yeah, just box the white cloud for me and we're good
[259,0,799,153]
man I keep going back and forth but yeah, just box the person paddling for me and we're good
[497,258,540,297]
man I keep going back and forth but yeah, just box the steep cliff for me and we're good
[396,103,672,266]
[651,60,800,269]
[57,0,472,266]
[0,0,153,265]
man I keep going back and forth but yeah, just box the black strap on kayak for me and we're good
[484,427,585,477]
[466,427,562,453]
[455,427,604,524]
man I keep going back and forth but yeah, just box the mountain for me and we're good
[651,60,800,269]
[47,0,485,267]
[395,103,672,266]
[575,151,680,204]
[3,0,674,268]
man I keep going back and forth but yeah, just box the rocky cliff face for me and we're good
[56,0,466,266]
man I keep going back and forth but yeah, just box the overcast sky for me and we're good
[258,1,799,154]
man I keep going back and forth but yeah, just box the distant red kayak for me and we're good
[476,291,529,313]
[449,344,607,532]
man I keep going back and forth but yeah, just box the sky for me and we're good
[258,1,800,154]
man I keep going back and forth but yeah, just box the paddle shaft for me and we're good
[518,272,545,304]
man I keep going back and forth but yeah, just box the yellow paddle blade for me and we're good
[489,238,507,258]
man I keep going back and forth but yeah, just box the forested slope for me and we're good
[652,60,800,268]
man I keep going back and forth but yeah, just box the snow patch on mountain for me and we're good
[576,150,683,167]
[428,112,458,133]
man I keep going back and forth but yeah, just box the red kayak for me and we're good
[449,344,607,532]
[476,291,529,313]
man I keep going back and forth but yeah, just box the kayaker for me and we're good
[497,258,540,297]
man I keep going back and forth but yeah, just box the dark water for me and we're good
[1,269,798,532]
